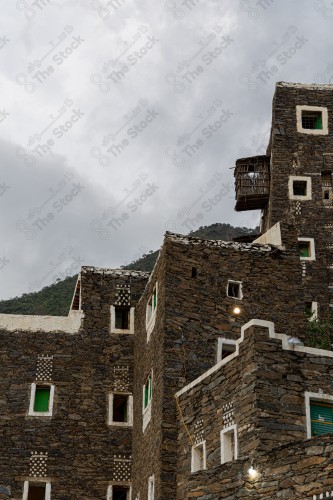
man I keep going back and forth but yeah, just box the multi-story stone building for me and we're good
[1,82,333,499]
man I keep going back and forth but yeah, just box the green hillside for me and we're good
[0,223,257,316]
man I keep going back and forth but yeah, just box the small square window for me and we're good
[23,481,51,500]
[217,339,236,363]
[302,111,323,130]
[293,181,307,196]
[28,383,54,417]
[110,306,134,334]
[296,105,328,135]
[324,190,330,200]
[221,425,238,464]
[109,393,133,426]
[115,307,130,330]
[298,238,315,261]
[227,281,242,300]
[191,442,206,473]
[107,484,131,500]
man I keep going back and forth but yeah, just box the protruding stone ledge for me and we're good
[0,310,84,333]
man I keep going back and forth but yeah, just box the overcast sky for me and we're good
[0,0,332,300]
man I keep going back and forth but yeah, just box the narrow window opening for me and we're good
[321,170,332,185]
[191,442,206,472]
[113,395,128,423]
[113,485,130,500]
[305,302,312,318]
[302,111,323,130]
[115,307,130,330]
[324,190,330,200]
[293,180,307,196]
[144,374,153,410]
[27,485,46,500]
[221,344,236,360]
[34,386,50,413]
[227,281,242,299]
[191,267,197,278]
[221,426,238,464]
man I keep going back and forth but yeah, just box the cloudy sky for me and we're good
[0,0,332,300]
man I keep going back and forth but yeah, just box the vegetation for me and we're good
[0,223,257,316]
[306,315,333,350]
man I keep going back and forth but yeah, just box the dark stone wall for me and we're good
[176,322,333,499]
[0,267,148,499]
[263,82,333,317]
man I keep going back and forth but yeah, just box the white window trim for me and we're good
[305,391,333,438]
[191,441,207,473]
[110,306,135,334]
[107,484,132,500]
[142,372,153,432]
[296,105,328,135]
[288,176,312,201]
[28,383,55,417]
[23,480,51,500]
[220,424,238,464]
[146,283,158,342]
[226,280,243,300]
[147,475,155,500]
[108,393,133,427]
[298,237,316,261]
[217,338,237,364]
[308,301,318,321]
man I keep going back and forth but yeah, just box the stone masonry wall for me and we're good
[0,267,148,499]
[176,321,333,499]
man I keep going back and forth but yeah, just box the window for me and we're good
[227,280,242,300]
[298,238,315,261]
[191,441,206,473]
[321,171,332,203]
[305,301,318,321]
[110,306,134,334]
[146,284,157,341]
[147,475,154,500]
[288,176,312,200]
[305,392,333,438]
[221,425,238,464]
[296,105,328,135]
[28,383,55,417]
[23,481,51,500]
[217,339,236,363]
[142,372,153,431]
[191,267,197,278]
[107,484,131,500]
[109,393,133,426]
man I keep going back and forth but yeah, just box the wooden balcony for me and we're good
[234,155,270,211]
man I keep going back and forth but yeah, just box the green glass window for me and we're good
[144,374,152,409]
[299,242,310,258]
[310,402,333,436]
[34,387,50,412]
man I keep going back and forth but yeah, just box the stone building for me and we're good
[1,82,333,499]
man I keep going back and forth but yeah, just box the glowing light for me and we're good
[248,466,257,478]
[233,306,241,315]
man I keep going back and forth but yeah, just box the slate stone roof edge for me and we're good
[276,81,333,90]
[81,266,151,277]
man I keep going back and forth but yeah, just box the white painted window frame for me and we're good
[108,393,133,427]
[217,338,237,364]
[296,105,328,135]
[142,371,153,432]
[288,176,312,201]
[110,306,135,334]
[23,480,51,500]
[191,441,207,473]
[305,391,333,438]
[298,237,316,261]
[107,483,132,500]
[28,383,55,417]
[307,301,318,321]
[147,475,155,500]
[146,283,158,342]
[220,424,238,464]
[226,280,243,300]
